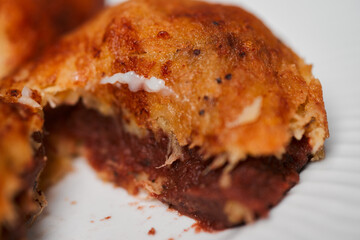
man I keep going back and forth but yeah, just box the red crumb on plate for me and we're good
[148,227,156,235]
[100,216,111,221]
[191,222,216,233]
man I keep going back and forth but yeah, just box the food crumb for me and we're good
[147,216,152,220]
[100,216,112,221]
[191,222,215,233]
[70,201,77,205]
[137,206,144,210]
[90,220,94,223]
[148,227,156,235]
[168,238,174,240]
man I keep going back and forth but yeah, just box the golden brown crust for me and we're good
[0,0,104,78]
[0,0,328,163]
[0,0,329,235]
[0,98,45,239]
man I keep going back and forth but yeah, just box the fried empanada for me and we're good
[0,0,329,235]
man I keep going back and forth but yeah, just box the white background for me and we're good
[28,1,360,239]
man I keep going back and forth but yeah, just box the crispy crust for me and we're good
[0,98,46,239]
[0,0,104,78]
[0,0,329,235]
[0,0,328,162]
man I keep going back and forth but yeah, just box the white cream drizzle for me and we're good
[100,71,173,96]
[18,86,41,109]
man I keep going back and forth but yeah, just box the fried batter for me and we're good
[0,0,104,78]
[0,0,329,236]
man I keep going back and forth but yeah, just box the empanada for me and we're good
[0,0,329,236]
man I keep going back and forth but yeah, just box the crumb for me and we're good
[70,201,77,205]
[147,216,152,220]
[191,223,201,233]
[137,206,144,210]
[90,220,94,223]
[149,205,156,208]
[100,216,111,221]
[148,227,156,235]
[190,222,215,233]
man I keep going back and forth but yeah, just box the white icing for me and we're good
[18,86,41,109]
[100,71,173,95]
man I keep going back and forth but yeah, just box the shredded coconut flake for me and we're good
[18,86,41,109]
[100,71,173,96]
[226,97,263,128]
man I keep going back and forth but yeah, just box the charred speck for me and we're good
[212,21,219,26]
[203,96,209,101]
[216,77,222,84]
[193,49,201,56]
[31,131,43,143]
[10,89,20,97]
[157,31,170,39]
[239,51,246,57]
[225,74,232,80]
[199,109,205,116]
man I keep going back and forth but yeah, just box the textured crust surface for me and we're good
[0,0,104,78]
[0,0,328,162]
[0,98,45,239]
[0,0,104,238]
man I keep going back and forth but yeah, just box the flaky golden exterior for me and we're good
[0,0,104,78]
[0,98,44,239]
[0,0,329,235]
[0,0,328,162]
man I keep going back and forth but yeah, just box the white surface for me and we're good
[28,0,360,239]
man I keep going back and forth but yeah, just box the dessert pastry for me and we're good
[0,98,45,239]
[0,0,329,237]
[0,0,105,238]
[0,0,104,78]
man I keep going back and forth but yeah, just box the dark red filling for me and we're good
[44,103,312,230]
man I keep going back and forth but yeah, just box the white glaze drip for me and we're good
[100,71,173,96]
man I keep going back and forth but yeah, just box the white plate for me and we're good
[28,0,360,239]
